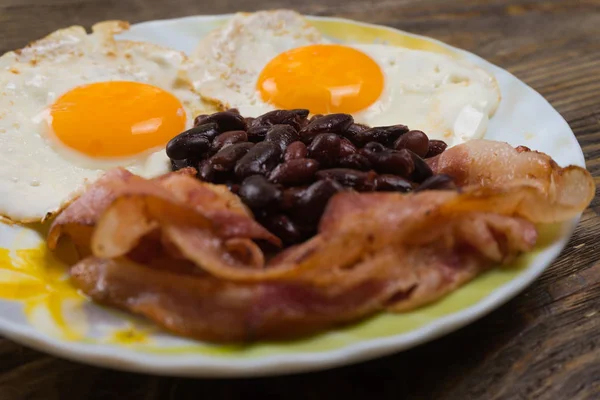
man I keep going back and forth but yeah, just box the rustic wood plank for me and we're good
[0,0,599,399]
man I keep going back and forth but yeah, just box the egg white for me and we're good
[351,44,500,144]
[190,11,500,147]
[0,21,214,222]
[189,10,326,111]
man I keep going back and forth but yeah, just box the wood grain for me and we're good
[1,0,600,399]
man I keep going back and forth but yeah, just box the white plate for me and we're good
[0,14,585,377]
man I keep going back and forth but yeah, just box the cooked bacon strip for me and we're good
[427,139,595,222]
[70,256,407,342]
[48,167,280,257]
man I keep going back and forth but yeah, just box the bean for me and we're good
[280,186,307,210]
[226,182,241,194]
[198,160,216,182]
[269,158,320,185]
[359,142,385,161]
[339,153,372,171]
[361,142,386,154]
[170,158,197,171]
[375,174,414,192]
[315,169,377,191]
[166,123,218,160]
[393,130,429,158]
[343,123,369,141]
[415,174,456,192]
[210,142,254,172]
[244,117,255,126]
[211,130,248,153]
[234,142,282,178]
[353,125,409,147]
[426,140,448,158]
[299,114,354,141]
[339,138,358,157]
[194,111,247,132]
[290,179,344,225]
[409,151,434,183]
[251,110,304,130]
[290,109,310,119]
[259,214,304,245]
[246,125,270,142]
[264,125,300,152]
[369,149,415,177]
[307,133,341,168]
[238,175,282,209]
[284,141,308,161]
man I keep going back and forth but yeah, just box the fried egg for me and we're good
[190,11,500,146]
[0,21,213,222]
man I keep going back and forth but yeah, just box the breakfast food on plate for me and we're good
[0,13,593,344]
[46,108,595,342]
[0,21,214,222]
[189,10,500,146]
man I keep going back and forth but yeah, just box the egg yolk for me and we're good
[50,81,186,158]
[257,44,384,114]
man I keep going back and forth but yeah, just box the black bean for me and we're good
[259,214,304,245]
[234,142,282,178]
[415,174,456,192]
[166,124,217,160]
[299,114,354,141]
[393,130,429,158]
[198,159,216,182]
[307,133,341,168]
[375,175,414,192]
[361,142,386,154]
[339,153,372,171]
[194,111,247,132]
[343,123,370,143]
[284,141,308,162]
[211,130,248,153]
[290,179,344,225]
[226,182,241,194]
[192,114,207,125]
[369,149,415,177]
[210,142,254,172]
[246,125,270,142]
[244,117,255,126]
[339,138,358,157]
[426,140,448,158]
[251,110,304,130]
[264,125,300,152]
[409,150,434,183]
[170,158,198,171]
[315,169,377,191]
[238,175,282,209]
[290,109,310,119]
[280,186,307,210]
[353,125,409,147]
[269,158,320,186]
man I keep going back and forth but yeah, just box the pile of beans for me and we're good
[167,109,454,245]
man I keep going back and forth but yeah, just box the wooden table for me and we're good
[1,0,599,398]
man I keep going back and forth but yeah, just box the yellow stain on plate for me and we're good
[0,243,85,341]
[108,326,151,345]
